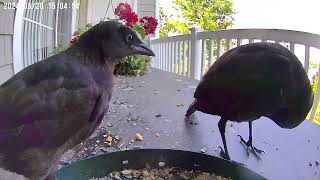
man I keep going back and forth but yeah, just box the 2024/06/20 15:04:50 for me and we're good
[3,2,80,10]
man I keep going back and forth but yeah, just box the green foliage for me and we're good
[50,44,67,56]
[312,74,318,94]
[310,61,319,70]
[133,24,146,40]
[50,23,94,56]
[77,23,93,34]
[176,0,235,30]
[114,55,151,76]
[160,0,235,37]
[159,7,189,37]
[309,72,320,124]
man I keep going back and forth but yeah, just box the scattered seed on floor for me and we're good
[100,147,108,153]
[158,161,166,167]
[118,143,124,148]
[200,147,207,153]
[114,135,119,140]
[122,160,129,165]
[135,133,143,141]
[106,136,113,143]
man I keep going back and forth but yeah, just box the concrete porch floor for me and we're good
[60,69,320,180]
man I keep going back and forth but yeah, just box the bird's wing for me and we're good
[0,58,110,149]
[195,43,291,101]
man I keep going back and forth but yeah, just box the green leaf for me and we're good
[133,24,146,40]
[114,55,151,76]
[160,0,235,37]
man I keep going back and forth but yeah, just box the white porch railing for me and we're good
[149,28,320,121]
[13,0,74,74]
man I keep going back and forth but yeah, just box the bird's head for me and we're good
[270,108,305,129]
[72,21,155,61]
[270,91,314,129]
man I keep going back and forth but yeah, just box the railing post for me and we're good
[190,27,202,80]
[147,37,151,48]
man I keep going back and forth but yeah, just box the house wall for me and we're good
[0,0,16,84]
[77,0,89,29]
[137,0,157,18]
[137,0,159,38]
[86,0,137,26]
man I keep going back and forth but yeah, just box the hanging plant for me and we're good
[113,2,158,39]
[112,2,158,76]
[70,2,158,45]
[53,2,159,76]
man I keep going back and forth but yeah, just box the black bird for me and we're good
[0,21,154,180]
[186,42,314,160]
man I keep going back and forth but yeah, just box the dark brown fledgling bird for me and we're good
[185,42,314,160]
[0,21,154,180]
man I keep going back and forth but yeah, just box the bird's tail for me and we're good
[185,99,198,117]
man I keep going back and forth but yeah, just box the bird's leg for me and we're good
[218,118,230,160]
[238,121,264,154]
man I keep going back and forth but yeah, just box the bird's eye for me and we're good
[126,34,133,43]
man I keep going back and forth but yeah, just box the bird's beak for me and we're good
[132,43,155,56]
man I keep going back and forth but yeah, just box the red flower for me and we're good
[70,32,81,45]
[115,3,138,27]
[114,3,158,36]
[121,11,138,27]
[139,16,158,35]
[70,38,77,45]
[115,3,132,17]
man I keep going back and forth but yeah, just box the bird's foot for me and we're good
[184,113,195,121]
[218,146,231,160]
[237,135,265,154]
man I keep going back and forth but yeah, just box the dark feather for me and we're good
[193,43,312,124]
[0,21,154,180]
